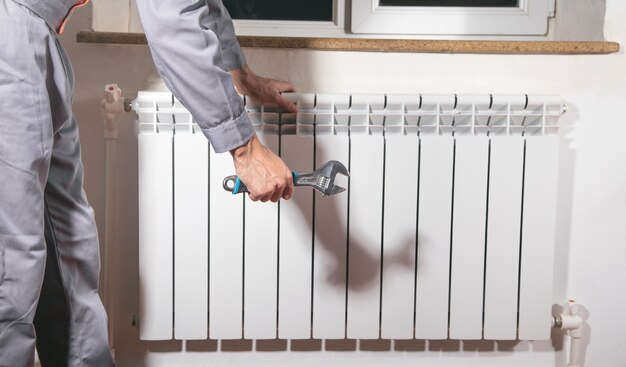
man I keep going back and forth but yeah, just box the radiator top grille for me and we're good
[134,93,564,136]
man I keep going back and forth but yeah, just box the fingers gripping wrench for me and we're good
[223,160,349,196]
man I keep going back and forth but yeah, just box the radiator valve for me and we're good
[102,84,132,139]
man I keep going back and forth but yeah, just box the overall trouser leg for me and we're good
[34,115,115,367]
[1,0,114,365]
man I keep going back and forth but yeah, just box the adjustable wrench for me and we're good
[223,160,349,196]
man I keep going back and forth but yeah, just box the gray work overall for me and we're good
[0,0,115,365]
[1,0,252,365]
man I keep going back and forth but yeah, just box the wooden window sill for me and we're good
[76,31,620,55]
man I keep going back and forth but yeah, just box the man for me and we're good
[0,0,295,366]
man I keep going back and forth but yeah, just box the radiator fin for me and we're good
[138,131,174,340]
[518,136,560,340]
[415,136,455,340]
[449,136,489,340]
[173,131,209,340]
[346,131,385,339]
[312,130,350,339]
[208,148,244,339]
[380,132,419,340]
[244,131,280,339]
[278,129,315,339]
[484,136,525,340]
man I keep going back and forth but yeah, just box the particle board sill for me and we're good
[76,31,620,55]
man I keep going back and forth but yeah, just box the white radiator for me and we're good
[135,92,564,342]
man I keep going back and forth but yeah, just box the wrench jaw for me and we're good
[323,184,347,196]
[318,160,350,180]
[316,160,349,196]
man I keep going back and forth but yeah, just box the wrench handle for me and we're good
[223,172,299,195]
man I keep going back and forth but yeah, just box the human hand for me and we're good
[230,64,298,113]
[230,134,294,202]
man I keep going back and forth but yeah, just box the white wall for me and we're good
[59,1,626,366]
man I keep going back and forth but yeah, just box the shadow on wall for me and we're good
[298,145,415,292]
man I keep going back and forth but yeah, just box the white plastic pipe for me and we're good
[565,301,584,367]
[554,300,585,367]
[101,84,131,357]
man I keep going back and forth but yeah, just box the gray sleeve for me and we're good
[136,0,252,153]
[210,0,247,70]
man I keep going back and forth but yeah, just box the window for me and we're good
[351,0,554,35]
[222,0,555,37]
[222,0,345,38]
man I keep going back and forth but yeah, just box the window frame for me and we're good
[230,0,346,38]
[351,0,553,35]
[230,0,555,37]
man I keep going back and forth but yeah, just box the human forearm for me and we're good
[136,0,252,153]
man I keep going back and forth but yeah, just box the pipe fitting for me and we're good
[553,300,586,367]
[555,313,583,331]
[554,300,583,331]
[102,84,131,139]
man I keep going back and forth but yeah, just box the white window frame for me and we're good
[351,0,553,35]
[230,0,345,38]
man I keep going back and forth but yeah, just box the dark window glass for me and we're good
[223,0,333,21]
[380,0,518,6]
